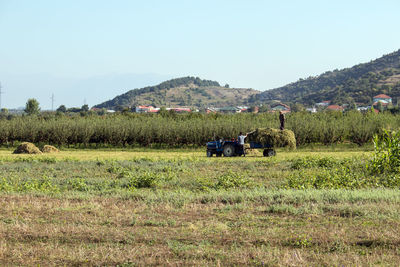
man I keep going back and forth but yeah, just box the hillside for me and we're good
[94,77,259,109]
[259,49,400,105]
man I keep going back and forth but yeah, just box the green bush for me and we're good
[67,178,89,192]
[368,130,400,174]
[290,157,344,170]
[214,172,250,190]
[286,155,400,189]
[125,172,161,188]
[285,167,367,189]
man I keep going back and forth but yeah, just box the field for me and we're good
[1,146,400,266]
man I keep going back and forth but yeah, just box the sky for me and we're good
[1,0,400,109]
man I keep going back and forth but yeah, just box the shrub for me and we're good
[126,172,161,188]
[214,172,250,190]
[290,157,343,170]
[67,178,89,192]
[368,130,400,174]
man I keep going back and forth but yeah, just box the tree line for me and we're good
[0,111,397,147]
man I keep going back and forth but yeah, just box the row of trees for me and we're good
[0,111,397,147]
[15,98,90,115]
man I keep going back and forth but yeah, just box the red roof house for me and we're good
[373,94,391,99]
[373,94,392,105]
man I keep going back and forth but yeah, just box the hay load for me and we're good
[244,143,262,156]
[247,128,296,150]
[42,145,60,153]
[13,142,42,154]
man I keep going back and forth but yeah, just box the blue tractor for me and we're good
[206,139,276,157]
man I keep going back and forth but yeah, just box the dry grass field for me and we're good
[1,146,399,266]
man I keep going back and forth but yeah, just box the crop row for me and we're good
[0,111,398,147]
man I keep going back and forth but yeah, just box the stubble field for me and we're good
[1,146,400,266]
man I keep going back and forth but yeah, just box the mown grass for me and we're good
[1,147,400,265]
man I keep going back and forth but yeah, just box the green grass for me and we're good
[1,146,400,265]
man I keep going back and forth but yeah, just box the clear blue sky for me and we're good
[1,0,400,109]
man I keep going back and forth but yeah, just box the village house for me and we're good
[306,107,317,113]
[205,108,217,114]
[316,100,331,107]
[237,106,250,113]
[147,108,160,113]
[218,107,242,113]
[372,94,392,110]
[135,105,155,113]
[270,103,291,113]
[357,106,371,112]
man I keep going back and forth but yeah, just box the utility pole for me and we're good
[0,82,4,110]
[51,93,55,111]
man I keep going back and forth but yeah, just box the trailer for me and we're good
[249,141,276,157]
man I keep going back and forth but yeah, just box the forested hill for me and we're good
[94,76,259,109]
[259,49,400,105]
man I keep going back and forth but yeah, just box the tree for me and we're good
[370,106,376,114]
[224,84,230,88]
[115,105,125,112]
[258,104,270,113]
[24,98,40,115]
[81,104,89,112]
[377,102,384,113]
[98,108,107,116]
[290,103,305,112]
[349,102,357,110]
[159,107,168,117]
[67,107,81,113]
[56,105,67,113]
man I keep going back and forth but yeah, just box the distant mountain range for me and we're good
[94,77,259,109]
[95,49,400,109]
[258,49,400,105]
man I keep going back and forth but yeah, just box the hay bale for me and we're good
[243,143,262,156]
[42,145,60,153]
[247,128,296,150]
[13,142,42,154]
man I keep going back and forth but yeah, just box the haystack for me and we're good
[13,142,42,154]
[42,145,60,153]
[247,128,296,150]
[244,143,262,156]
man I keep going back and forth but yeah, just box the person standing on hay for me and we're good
[238,132,247,157]
[279,111,285,130]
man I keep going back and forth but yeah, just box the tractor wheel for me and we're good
[206,150,213,157]
[223,144,235,157]
[263,149,276,157]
